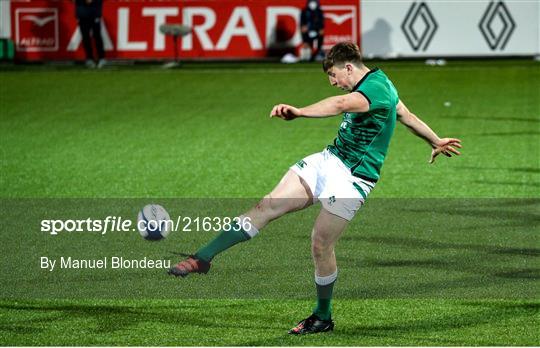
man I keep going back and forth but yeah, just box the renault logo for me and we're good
[479,1,515,50]
[401,2,438,51]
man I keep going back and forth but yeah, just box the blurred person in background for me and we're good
[75,0,105,68]
[300,0,325,62]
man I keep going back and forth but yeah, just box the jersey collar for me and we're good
[351,67,379,92]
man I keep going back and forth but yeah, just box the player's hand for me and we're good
[270,104,301,121]
[429,138,462,164]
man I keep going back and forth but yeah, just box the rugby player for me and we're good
[168,42,462,335]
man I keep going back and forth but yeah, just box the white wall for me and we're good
[0,0,11,39]
[361,0,539,58]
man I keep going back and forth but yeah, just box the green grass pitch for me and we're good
[0,60,539,345]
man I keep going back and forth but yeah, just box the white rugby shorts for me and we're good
[290,149,375,221]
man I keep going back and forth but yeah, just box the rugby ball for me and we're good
[137,204,171,240]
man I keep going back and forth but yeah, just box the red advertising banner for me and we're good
[10,0,360,60]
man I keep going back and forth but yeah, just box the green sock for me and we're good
[313,276,336,320]
[194,223,250,262]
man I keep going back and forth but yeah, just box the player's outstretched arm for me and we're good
[270,93,369,121]
[396,100,462,164]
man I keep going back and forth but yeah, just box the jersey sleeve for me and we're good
[357,80,396,111]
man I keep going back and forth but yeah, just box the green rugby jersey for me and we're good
[327,68,398,182]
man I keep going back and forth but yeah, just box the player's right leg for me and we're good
[289,208,348,334]
[168,170,313,277]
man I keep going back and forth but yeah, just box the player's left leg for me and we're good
[289,208,348,335]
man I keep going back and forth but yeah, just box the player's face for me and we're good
[326,65,353,91]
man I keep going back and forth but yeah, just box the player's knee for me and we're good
[311,232,333,259]
[253,195,267,211]
[254,195,280,218]
[262,194,296,214]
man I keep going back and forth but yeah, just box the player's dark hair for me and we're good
[322,42,363,72]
